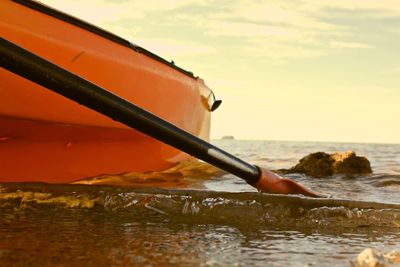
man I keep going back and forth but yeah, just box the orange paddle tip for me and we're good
[253,167,327,198]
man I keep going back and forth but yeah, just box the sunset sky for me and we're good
[42,0,400,144]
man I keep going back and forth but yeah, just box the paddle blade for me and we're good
[254,167,326,198]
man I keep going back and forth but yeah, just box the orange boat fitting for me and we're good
[0,0,218,183]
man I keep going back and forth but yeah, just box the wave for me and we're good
[1,183,400,230]
[365,174,400,188]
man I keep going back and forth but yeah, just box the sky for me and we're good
[42,0,400,144]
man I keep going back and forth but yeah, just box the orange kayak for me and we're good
[0,0,216,183]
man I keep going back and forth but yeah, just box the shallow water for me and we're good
[1,140,400,266]
[210,140,400,203]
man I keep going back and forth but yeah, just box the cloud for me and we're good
[227,2,336,31]
[41,0,398,62]
[42,0,207,22]
[134,38,216,58]
[185,2,372,61]
[342,85,399,95]
[303,0,400,17]
[205,21,295,39]
[42,0,132,23]
[330,41,371,49]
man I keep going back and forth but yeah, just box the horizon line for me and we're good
[210,138,400,145]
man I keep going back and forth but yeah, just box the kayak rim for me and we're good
[12,0,197,79]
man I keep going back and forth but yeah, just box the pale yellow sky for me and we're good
[42,0,400,143]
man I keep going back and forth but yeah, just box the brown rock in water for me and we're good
[351,248,400,267]
[280,151,372,178]
[331,151,372,175]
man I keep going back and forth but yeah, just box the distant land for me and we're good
[221,135,235,140]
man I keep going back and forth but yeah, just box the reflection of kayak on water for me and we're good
[0,0,217,183]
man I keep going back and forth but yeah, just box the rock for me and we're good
[352,248,400,267]
[291,152,334,178]
[279,151,372,178]
[331,151,372,175]
[386,251,400,264]
[354,248,388,267]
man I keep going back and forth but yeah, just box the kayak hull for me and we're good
[0,0,213,183]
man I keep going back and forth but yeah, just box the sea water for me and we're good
[1,140,399,266]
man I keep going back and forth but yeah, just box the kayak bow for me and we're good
[0,0,214,182]
[0,37,324,197]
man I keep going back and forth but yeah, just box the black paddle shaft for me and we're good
[0,37,261,184]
